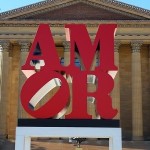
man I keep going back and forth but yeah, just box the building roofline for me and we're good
[0,0,150,20]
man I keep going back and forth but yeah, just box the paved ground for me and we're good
[0,139,150,150]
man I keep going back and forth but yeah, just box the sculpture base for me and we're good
[15,127,122,150]
[18,119,120,127]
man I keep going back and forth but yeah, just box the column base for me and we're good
[132,136,143,141]
[0,135,6,144]
[8,134,15,140]
[0,134,7,138]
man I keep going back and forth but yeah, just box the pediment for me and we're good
[0,0,150,20]
[16,3,145,20]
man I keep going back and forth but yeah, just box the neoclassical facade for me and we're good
[0,0,150,141]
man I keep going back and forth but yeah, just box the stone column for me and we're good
[87,50,97,119]
[149,46,150,82]
[63,42,72,117]
[7,43,21,139]
[0,45,2,100]
[18,41,31,119]
[131,41,143,140]
[63,41,70,66]
[91,51,97,71]
[0,41,10,138]
[111,41,121,119]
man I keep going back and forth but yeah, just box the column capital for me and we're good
[131,41,143,53]
[63,41,70,52]
[114,40,121,52]
[0,40,10,52]
[19,41,31,52]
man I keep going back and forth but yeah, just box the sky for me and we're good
[0,0,149,13]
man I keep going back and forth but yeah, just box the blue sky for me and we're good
[0,0,149,12]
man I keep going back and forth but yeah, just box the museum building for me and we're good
[0,0,150,141]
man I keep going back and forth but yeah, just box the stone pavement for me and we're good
[0,139,150,150]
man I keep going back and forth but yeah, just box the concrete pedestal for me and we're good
[15,127,122,150]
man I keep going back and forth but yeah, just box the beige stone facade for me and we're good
[0,0,150,141]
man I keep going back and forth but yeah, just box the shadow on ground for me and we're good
[122,141,150,150]
[0,139,150,150]
[0,139,15,150]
